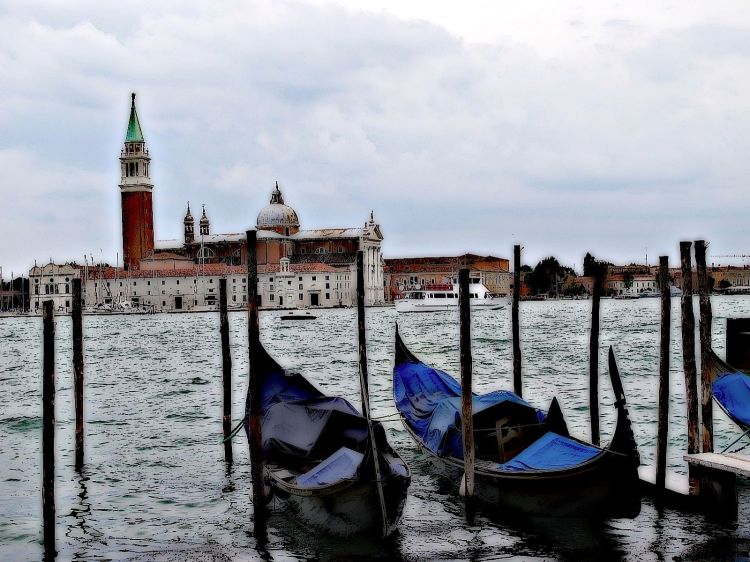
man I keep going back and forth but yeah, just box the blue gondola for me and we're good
[705,350,750,431]
[392,327,641,518]
[246,342,410,536]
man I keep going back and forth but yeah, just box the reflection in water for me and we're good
[4,298,750,559]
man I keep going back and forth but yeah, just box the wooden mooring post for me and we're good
[512,245,522,397]
[219,278,233,464]
[655,256,670,493]
[459,268,475,523]
[72,278,84,471]
[244,230,266,538]
[589,266,603,446]
[695,240,713,453]
[42,300,56,558]
[356,251,389,538]
[680,242,700,494]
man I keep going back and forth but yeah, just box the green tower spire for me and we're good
[125,92,144,142]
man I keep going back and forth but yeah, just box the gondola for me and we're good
[392,328,641,518]
[704,349,750,431]
[245,342,410,537]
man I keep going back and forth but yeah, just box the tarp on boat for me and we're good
[713,372,750,427]
[497,431,601,472]
[394,360,545,458]
[263,396,369,465]
[296,447,364,487]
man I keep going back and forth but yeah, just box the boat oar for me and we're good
[356,251,390,539]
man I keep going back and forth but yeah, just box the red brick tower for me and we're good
[119,93,154,270]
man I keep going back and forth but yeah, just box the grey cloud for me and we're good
[1,2,750,274]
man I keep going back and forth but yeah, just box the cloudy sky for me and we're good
[1,0,749,276]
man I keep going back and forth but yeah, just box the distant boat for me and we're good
[614,293,640,300]
[281,310,317,320]
[395,283,505,313]
[392,328,641,518]
[246,342,410,536]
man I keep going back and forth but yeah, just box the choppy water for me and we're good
[2,297,750,561]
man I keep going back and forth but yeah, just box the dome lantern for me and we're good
[256,182,300,236]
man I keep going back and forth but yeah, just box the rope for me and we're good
[721,426,750,454]
[222,419,245,443]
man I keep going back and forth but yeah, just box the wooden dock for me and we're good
[684,452,750,518]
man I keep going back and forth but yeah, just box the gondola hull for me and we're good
[267,466,410,536]
[411,435,639,518]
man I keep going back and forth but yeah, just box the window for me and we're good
[232,295,236,302]
[176,280,179,285]
[316,247,327,254]
[65,284,69,293]
[66,301,70,308]
[325,293,330,299]
[299,293,303,300]
[269,277,274,282]
[325,283,330,289]
[119,282,123,287]
[210,278,214,283]
[133,281,137,286]
[338,246,344,253]
[147,281,151,285]
[299,284,303,290]
[270,294,275,301]
[287,281,291,285]
[300,248,306,254]
[312,276,316,281]
[197,247,215,259]
[270,285,274,292]
[325,275,329,280]
[299,276,302,281]
[162,280,165,285]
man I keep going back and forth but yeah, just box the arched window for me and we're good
[197,247,215,260]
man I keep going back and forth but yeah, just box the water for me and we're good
[2,297,750,560]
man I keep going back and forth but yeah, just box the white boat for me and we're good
[394,283,504,313]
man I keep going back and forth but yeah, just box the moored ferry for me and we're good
[394,283,504,313]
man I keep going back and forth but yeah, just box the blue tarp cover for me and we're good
[296,447,364,487]
[394,360,544,458]
[497,431,601,472]
[713,373,750,427]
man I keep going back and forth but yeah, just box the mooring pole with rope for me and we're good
[356,251,390,538]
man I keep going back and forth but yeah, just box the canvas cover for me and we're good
[713,372,750,427]
[253,351,372,488]
[497,431,601,472]
[296,447,364,487]
[263,396,369,464]
[394,360,545,458]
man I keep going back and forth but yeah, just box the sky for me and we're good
[1,0,750,276]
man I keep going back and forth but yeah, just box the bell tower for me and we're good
[184,203,194,244]
[119,93,154,270]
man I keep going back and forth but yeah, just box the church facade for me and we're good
[31,93,385,313]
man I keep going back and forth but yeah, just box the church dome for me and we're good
[256,183,300,232]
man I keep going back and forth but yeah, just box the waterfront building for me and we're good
[384,254,510,301]
[29,263,80,313]
[27,93,385,312]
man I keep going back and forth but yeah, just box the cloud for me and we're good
[1,1,750,273]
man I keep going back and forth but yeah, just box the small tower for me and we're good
[119,93,154,270]
[200,205,210,236]
[184,203,194,244]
